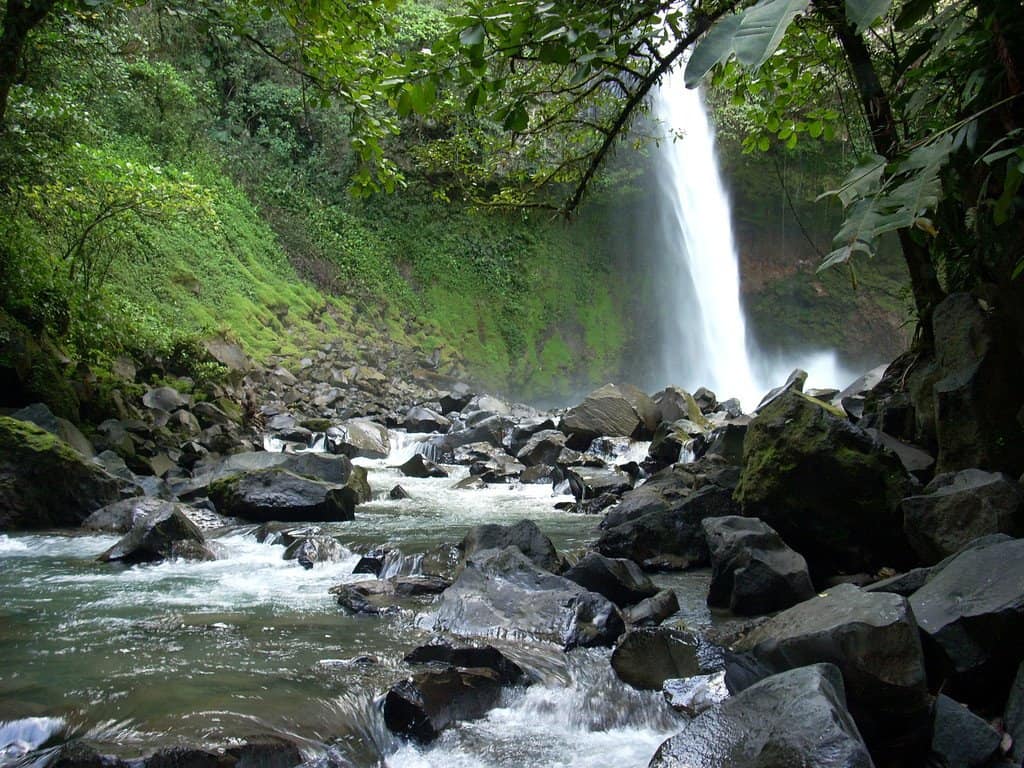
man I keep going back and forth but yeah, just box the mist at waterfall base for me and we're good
[636,67,856,410]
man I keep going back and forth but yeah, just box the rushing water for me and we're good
[0,436,712,768]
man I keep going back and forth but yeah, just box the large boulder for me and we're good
[597,484,738,569]
[403,406,451,434]
[727,583,930,766]
[560,383,658,447]
[398,453,448,478]
[282,535,344,569]
[563,552,658,608]
[702,516,814,616]
[652,386,711,428]
[734,390,912,576]
[611,627,701,690]
[623,589,680,627]
[564,466,633,501]
[515,429,568,467]
[207,468,358,523]
[1005,661,1024,764]
[901,468,1023,564]
[459,519,562,572]
[649,664,874,768]
[930,695,1001,768]
[0,416,122,530]
[382,667,503,743]
[431,546,624,649]
[83,497,225,533]
[403,642,528,685]
[331,575,451,615]
[98,506,214,564]
[909,536,1024,707]
[325,419,390,459]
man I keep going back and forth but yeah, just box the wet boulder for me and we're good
[564,466,633,501]
[0,416,123,530]
[507,417,558,457]
[210,450,358,486]
[662,671,728,717]
[403,406,451,434]
[703,423,747,466]
[623,589,680,627]
[382,667,503,743]
[901,468,1023,564]
[399,453,448,478]
[389,484,411,500]
[515,429,568,467]
[560,383,658,447]
[325,419,390,459]
[728,583,930,766]
[83,497,226,534]
[432,546,623,649]
[331,575,451,615]
[702,516,814,616]
[652,386,711,428]
[459,519,562,572]
[403,642,528,685]
[735,389,913,577]
[99,506,214,564]
[930,695,1001,768]
[207,468,358,523]
[50,742,127,768]
[649,664,874,768]
[909,536,1024,707]
[283,535,344,569]
[563,552,659,608]
[611,627,702,690]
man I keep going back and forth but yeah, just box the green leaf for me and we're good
[818,155,885,207]
[733,0,811,68]
[845,0,892,33]
[459,24,485,47]
[503,103,529,132]
[684,13,743,88]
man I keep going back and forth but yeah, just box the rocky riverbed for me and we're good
[2,291,1024,768]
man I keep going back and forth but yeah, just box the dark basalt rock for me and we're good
[403,406,451,434]
[382,667,503,743]
[930,695,1001,768]
[459,519,561,573]
[208,468,358,523]
[283,535,344,569]
[99,506,214,564]
[389,484,412,500]
[403,642,528,685]
[560,383,658,447]
[515,429,568,467]
[649,664,874,768]
[611,627,702,690]
[622,589,680,627]
[563,552,658,608]
[564,466,633,501]
[331,575,451,615]
[398,453,448,478]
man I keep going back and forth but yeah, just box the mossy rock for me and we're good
[0,416,123,530]
[0,310,79,420]
[735,389,913,577]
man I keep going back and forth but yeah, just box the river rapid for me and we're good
[0,436,713,768]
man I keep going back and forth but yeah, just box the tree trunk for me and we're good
[815,0,946,352]
[0,0,56,129]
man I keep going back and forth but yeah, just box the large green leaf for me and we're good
[733,0,810,68]
[817,154,885,207]
[845,0,892,33]
[684,14,743,89]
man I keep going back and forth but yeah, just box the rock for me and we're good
[519,464,561,485]
[693,387,718,413]
[443,414,515,451]
[0,310,80,419]
[208,468,358,523]
[215,451,358,486]
[560,383,658,447]
[0,416,122,530]
[702,516,814,616]
[652,386,711,428]
[865,428,934,481]
[382,667,503,743]
[452,475,486,490]
[623,589,680,627]
[142,386,191,413]
[459,519,561,572]
[863,567,933,597]
[283,535,344,569]
[564,466,633,501]
[389,484,411,500]
[702,423,747,465]
[403,642,527,684]
[399,453,448,478]
[352,549,389,576]
[11,403,95,457]
[403,406,451,434]
[438,389,474,414]
[649,664,874,768]
[909,536,1024,707]
[931,695,1001,768]
[203,336,252,373]
[82,497,219,534]
[331,575,451,615]
[735,389,912,576]
[432,546,623,649]
[901,468,1023,564]
[597,484,738,569]
[728,583,930,765]
[567,492,620,516]
[563,552,658,608]
[647,419,703,464]
[515,429,568,467]
[465,394,511,416]
[50,741,127,768]
[662,671,728,716]
[611,627,701,690]
[1005,661,1024,763]
[754,367,808,412]
[507,417,558,457]
[98,506,214,564]
[325,419,390,459]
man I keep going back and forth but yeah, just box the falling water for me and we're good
[647,66,854,409]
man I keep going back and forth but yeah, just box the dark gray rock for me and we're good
[352,549,389,576]
[507,417,557,457]
[863,567,933,597]
[399,453,448,478]
[382,667,503,743]
[459,519,561,572]
[283,535,344,569]
[623,589,680,627]
[661,671,728,717]
[611,627,701,690]
[702,516,814,616]
[652,386,711,427]
[208,468,357,523]
[735,389,913,577]
[515,429,568,467]
[902,468,1023,564]
[563,552,658,608]
[649,664,874,768]
[931,695,1000,768]
[865,428,934,481]
[331,575,451,615]
[403,642,527,685]
[142,386,190,412]
[50,741,127,768]
[404,406,451,434]
[519,464,561,485]
[83,497,179,533]
[909,536,1024,707]
[703,423,747,465]
[754,367,808,412]
[99,506,213,564]
[389,484,411,500]
[564,466,633,501]
[728,583,930,766]
[561,383,658,447]
[1005,661,1024,763]
[217,451,357,485]
[432,546,623,649]
[325,419,390,459]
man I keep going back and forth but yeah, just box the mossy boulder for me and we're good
[0,416,123,530]
[735,390,912,577]
[0,310,79,420]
